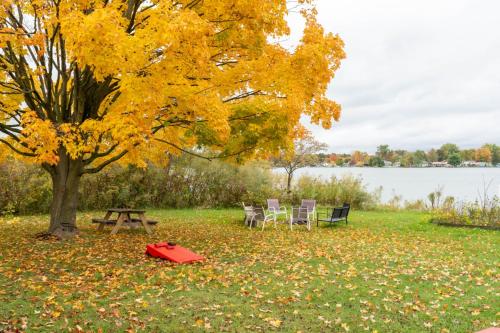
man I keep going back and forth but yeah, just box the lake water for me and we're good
[279,167,500,203]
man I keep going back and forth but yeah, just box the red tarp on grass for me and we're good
[146,243,204,264]
[475,329,500,333]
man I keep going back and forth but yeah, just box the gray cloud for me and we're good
[290,0,500,153]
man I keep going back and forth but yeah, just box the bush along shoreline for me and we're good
[430,199,500,229]
[425,185,499,229]
[0,156,379,216]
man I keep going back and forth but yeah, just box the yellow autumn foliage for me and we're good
[0,0,345,170]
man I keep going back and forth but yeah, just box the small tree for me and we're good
[438,143,459,161]
[413,150,427,166]
[475,146,492,163]
[427,149,438,163]
[483,144,500,164]
[447,153,462,167]
[350,150,368,166]
[369,156,384,167]
[272,135,328,194]
[460,149,476,161]
[400,152,413,167]
[376,145,391,161]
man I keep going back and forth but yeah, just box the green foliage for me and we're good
[78,157,277,210]
[460,148,476,161]
[413,150,427,165]
[437,143,459,161]
[447,152,462,167]
[368,156,384,167]
[0,159,52,215]
[375,144,391,160]
[427,148,438,162]
[483,143,500,164]
[403,199,428,211]
[335,158,345,166]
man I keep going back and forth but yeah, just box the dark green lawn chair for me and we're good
[317,203,350,227]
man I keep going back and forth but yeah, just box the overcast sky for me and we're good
[287,0,500,153]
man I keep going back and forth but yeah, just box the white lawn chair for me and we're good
[243,204,275,231]
[290,206,311,231]
[301,199,317,222]
[267,199,288,222]
[242,202,254,226]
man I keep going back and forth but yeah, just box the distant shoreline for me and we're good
[302,165,500,169]
[274,166,499,203]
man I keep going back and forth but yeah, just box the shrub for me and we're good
[430,197,499,227]
[0,159,52,215]
[286,174,378,209]
[403,199,427,211]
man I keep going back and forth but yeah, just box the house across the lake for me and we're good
[431,161,450,167]
[462,161,493,167]
[462,161,479,167]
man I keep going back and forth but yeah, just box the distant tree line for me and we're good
[317,143,500,167]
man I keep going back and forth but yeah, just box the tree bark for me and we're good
[286,171,293,194]
[46,150,83,239]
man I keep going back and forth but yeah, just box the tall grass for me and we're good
[287,175,379,209]
[429,181,500,227]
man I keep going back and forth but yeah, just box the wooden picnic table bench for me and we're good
[92,208,157,235]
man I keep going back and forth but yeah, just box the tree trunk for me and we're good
[286,172,293,194]
[46,151,83,239]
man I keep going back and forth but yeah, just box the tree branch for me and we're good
[0,138,36,157]
[81,149,129,174]
[154,138,256,161]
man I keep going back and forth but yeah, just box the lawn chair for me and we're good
[290,207,311,231]
[242,202,254,226]
[243,204,275,231]
[317,203,350,227]
[301,199,317,222]
[267,199,288,222]
[340,203,350,223]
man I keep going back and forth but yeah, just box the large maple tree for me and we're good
[0,0,345,238]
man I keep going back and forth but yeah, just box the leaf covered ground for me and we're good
[0,209,498,332]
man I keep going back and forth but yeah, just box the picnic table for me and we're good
[92,208,157,235]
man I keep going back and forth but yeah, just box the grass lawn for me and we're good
[0,209,498,332]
